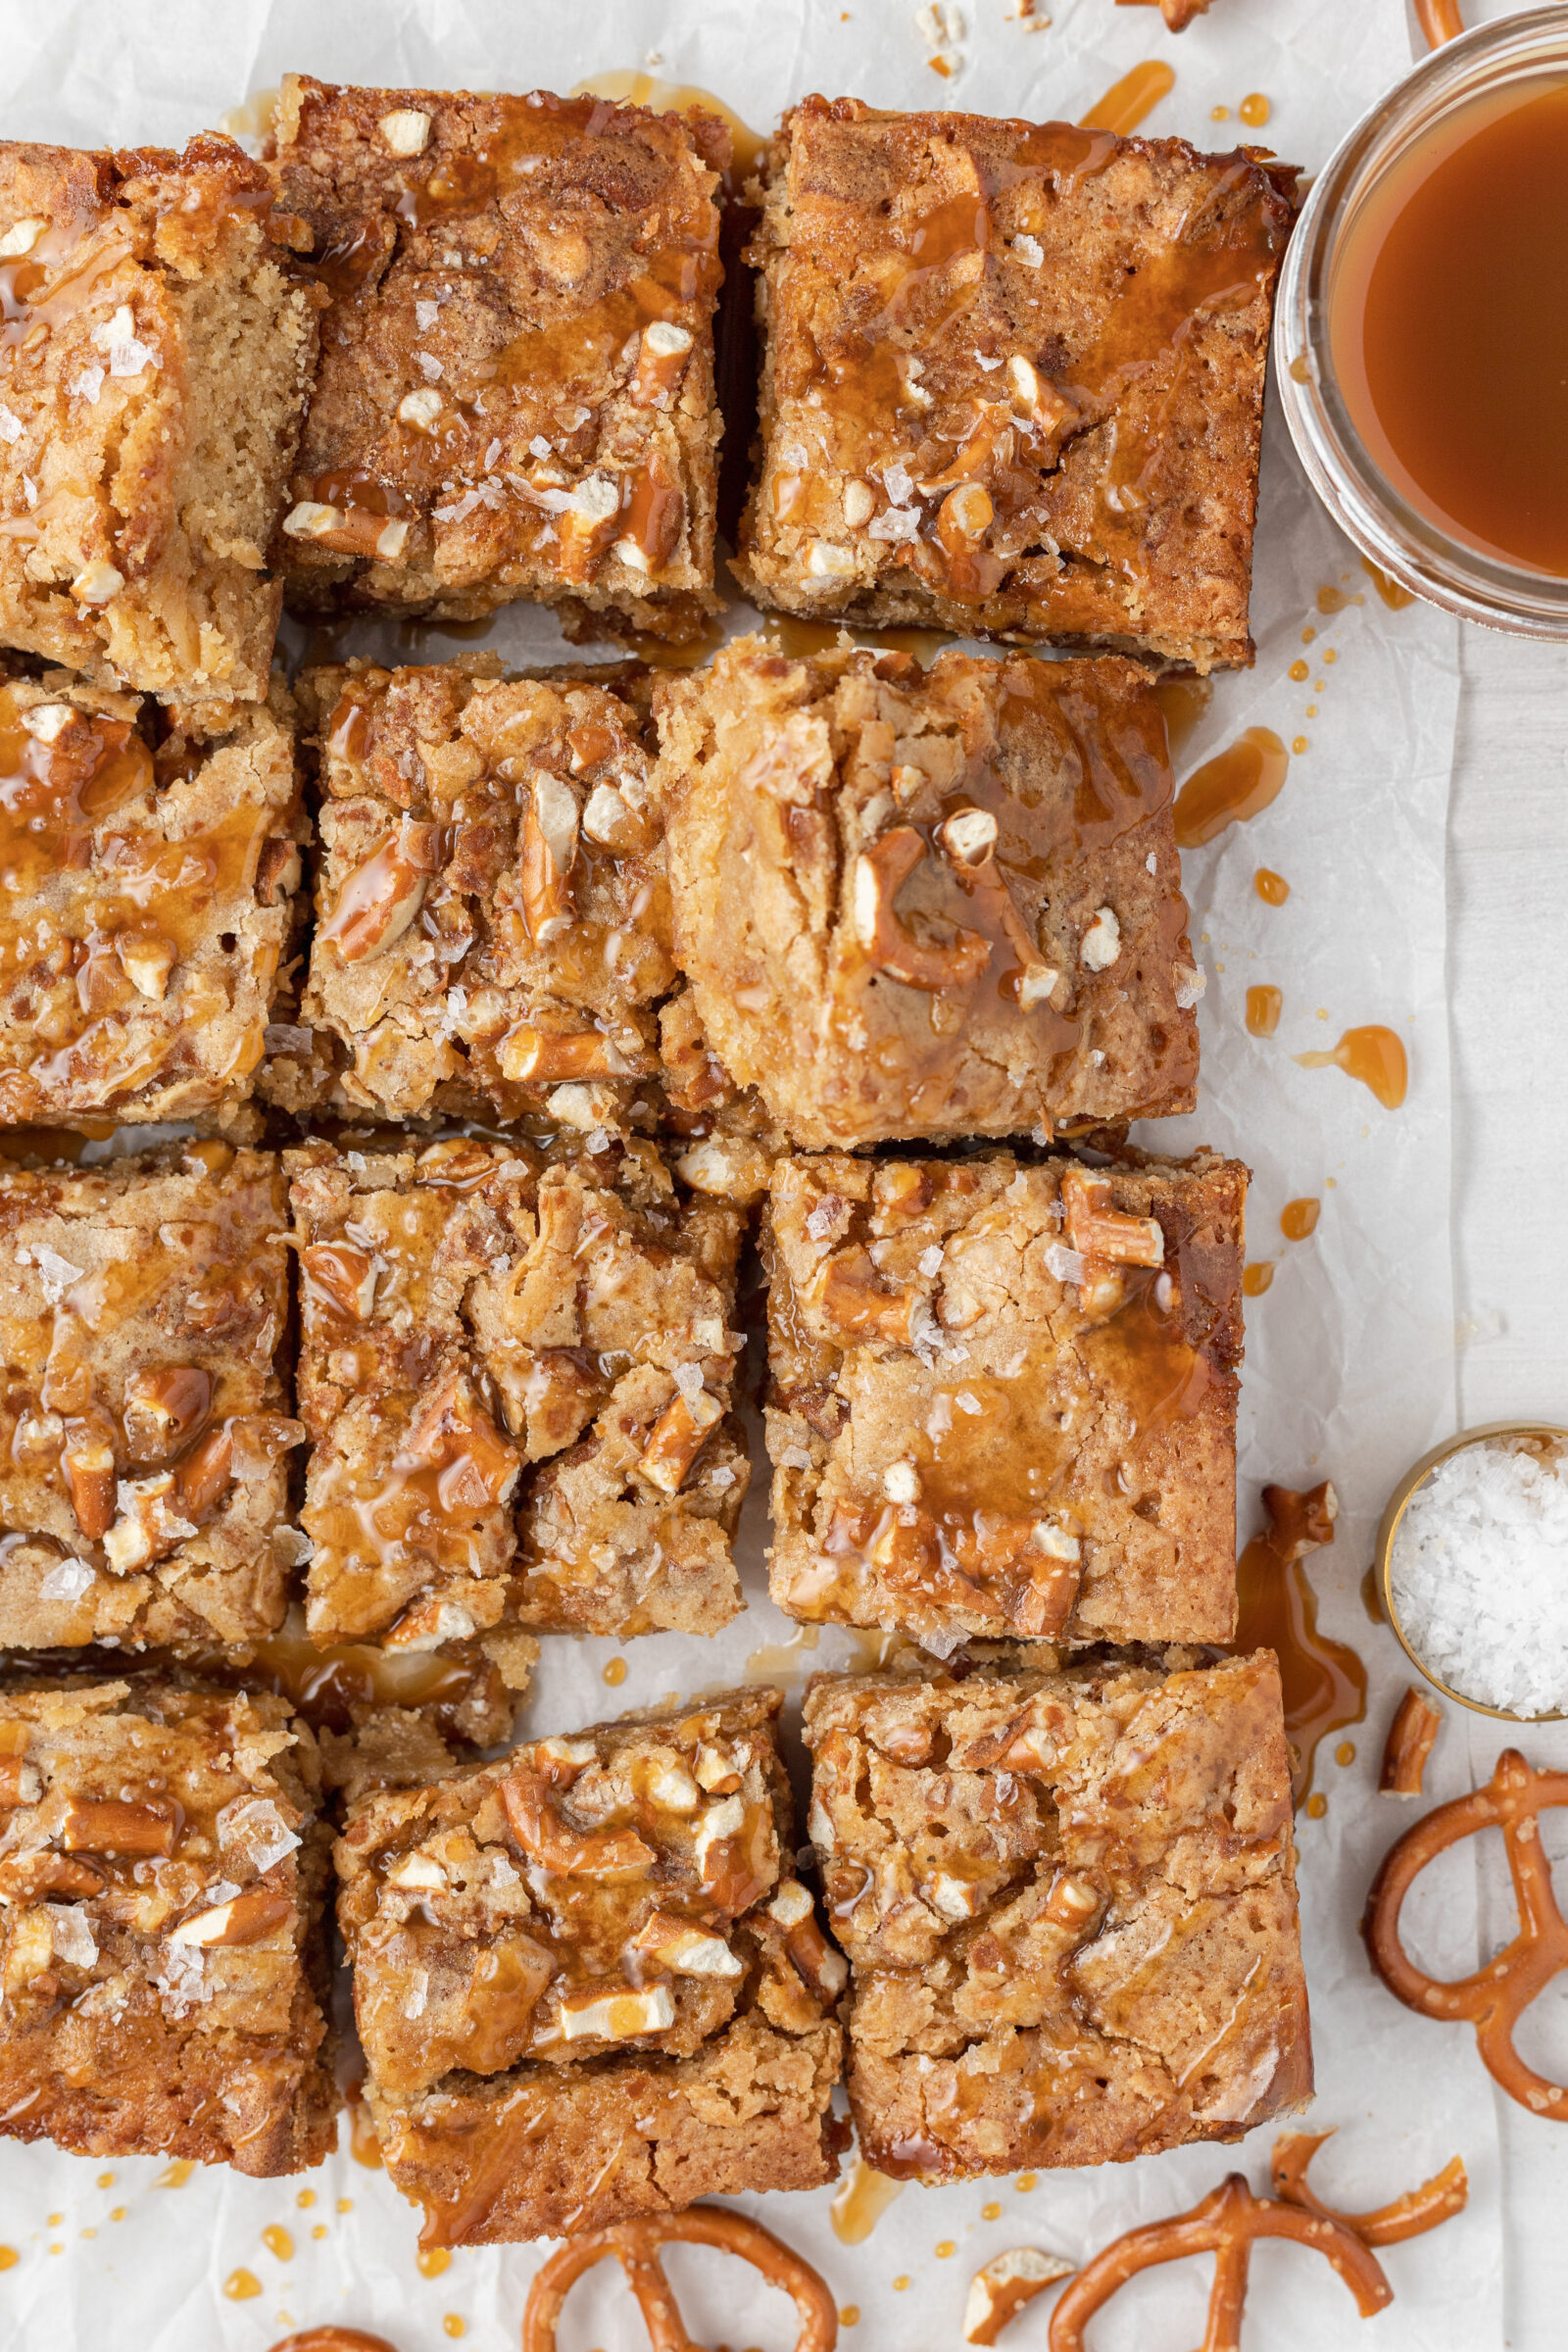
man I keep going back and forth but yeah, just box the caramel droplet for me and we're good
[222,2270,262,2301]
[841,2307,861,2328]
[1254,868,1291,906]
[1296,1025,1408,1110]
[1363,557,1416,610]
[602,1656,627,1687]
[1017,2173,1039,2191]
[0,2248,17,2271]
[1289,659,1309,681]
[1281,1198,1320,1241]
[1247,984,1283,1038]
[443,2318,466,2340]
[1317,584,1351,613]
[1337,1740,1357,1766]
[1240,92,1272,127]
[262,2225,293,2261]
[936,2239,956,2257]
[418,2247,453,2278]
[155,2160,195,2189]
[1173,729,1290,849]
[831,2156,906,2245]
[1306,1792,1328,1819]
[1079,60,1175,136]
[1243,1262,1276,1298]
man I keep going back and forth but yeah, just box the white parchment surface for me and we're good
[0,2,1506,2346]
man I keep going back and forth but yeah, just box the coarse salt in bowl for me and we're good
[1383,1426,1568,1720]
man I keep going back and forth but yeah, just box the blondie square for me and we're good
[736,101,1297,668]
[804,1653,1310,2180]
[0,1145,302,1651]
[271,77,723,642]
[289,1134,748,1690]
[0,1678,337,2174]
[766,1148,1246,1649]
[0,669,306,1132]
[656,639,1200,1149]
[0,135,316,703]
[282,657,679,1132]
[336,1686,845,2242]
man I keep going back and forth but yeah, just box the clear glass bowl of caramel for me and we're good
[1276,8,1568,635]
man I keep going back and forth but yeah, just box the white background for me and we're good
[0,2,1563,2347]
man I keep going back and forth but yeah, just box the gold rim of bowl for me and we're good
[1375,1419,1568,1724]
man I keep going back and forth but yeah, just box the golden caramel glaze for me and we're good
[766,1148,1246,1650]
[0,134,317,703]
[735,99,1297,669]
[0,671,306,1131]
[336,1687,845,2244]
[277,658,691,1137]
[0,1679,337,2174]
[805,1654,1311,2183]
[270,79,724,641]
[288,1132,749,1676]
[655,640,1200,1149]
[0,1144,300,1651]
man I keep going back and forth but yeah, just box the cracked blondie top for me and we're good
[289,1133,749,1701]
[735,101,1297,668]
[271,77,723,642]
[0,1678,336,2175]
[0,1144,302,1652]
[337,1685,845,2243]
[0,669,306,1133]
[804,1654,1310,2180]
[0,135,316,704]
[655,640,1200,1149]
[766,1148,1246,1649]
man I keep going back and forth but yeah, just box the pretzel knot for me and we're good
[521,2205,838,2352]
[267,2333,402,2352]
[1047,2173,1391,2352]
[1362,1746,1568,2119]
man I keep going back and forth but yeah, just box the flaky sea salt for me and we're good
[1389,1437,1568,1715]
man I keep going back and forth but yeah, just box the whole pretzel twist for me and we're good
[1363,1747,1568,2119]
[268,2333,402,2352]
[1047,2173,1390,2352]
[521,2206,838,2352]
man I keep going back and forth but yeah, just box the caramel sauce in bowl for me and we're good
[1276,8,1568,635]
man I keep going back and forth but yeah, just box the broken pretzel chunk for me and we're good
[520,773,581,944]
[521,2208,838,2352]
[765,1881,849,2000]
[558,1981,676,2042]
[1270,2130,1468,2247]
[60,1797,176,1856]
[637,1387,723,1495]
[1060,1166,1163,1269]
[631,1910,742,1979]
[1380,1686,1443,1797]
[853,824,991,992]
[964,2247,1075,2346]
[171,1886,295,1948]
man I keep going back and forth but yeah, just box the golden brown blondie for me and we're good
[766,1148,1246,1649]
[656,638,1200,1149]
[337,1686,845,2242]
[289,1134,749,1725]
[0,1679,337,2174]
[805,1654,1310,2180]
[271,77,723,642]
[0,1145,302,1652]
[736,101,1296,668]
[0,669,306,1132]
[0,135,316,702]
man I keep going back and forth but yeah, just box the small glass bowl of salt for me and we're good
[1377,1422,1568,1723]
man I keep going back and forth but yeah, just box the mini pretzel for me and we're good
[268,2333,402,2352]
[1363,1747,1568,2118]
[1047,2173,1390,2352]
[1271,2130,1467,2244]
[521,2206,838,2352]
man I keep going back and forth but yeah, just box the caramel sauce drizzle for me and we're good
[1295,1025,1408,1110]
[1173,728,1289,850]
[1080,62,1177,138]
[1233,1481,1366,1803]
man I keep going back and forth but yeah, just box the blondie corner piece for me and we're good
[271,76,723,642]
[656,639,1200,1149]
[289,1132,749,1687]
[804,1654,1310,2182]
[735,101,1297,669]
[0,1145,303,1651]
[337,1686,846,2244]
[0,671,305,1131]
[0,136,316,704]
[766,1148,1245,1648]
[0,1679,337,2175]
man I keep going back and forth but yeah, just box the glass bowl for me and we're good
[1375,1419,1568,1722]
[1274,6,1568,636]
